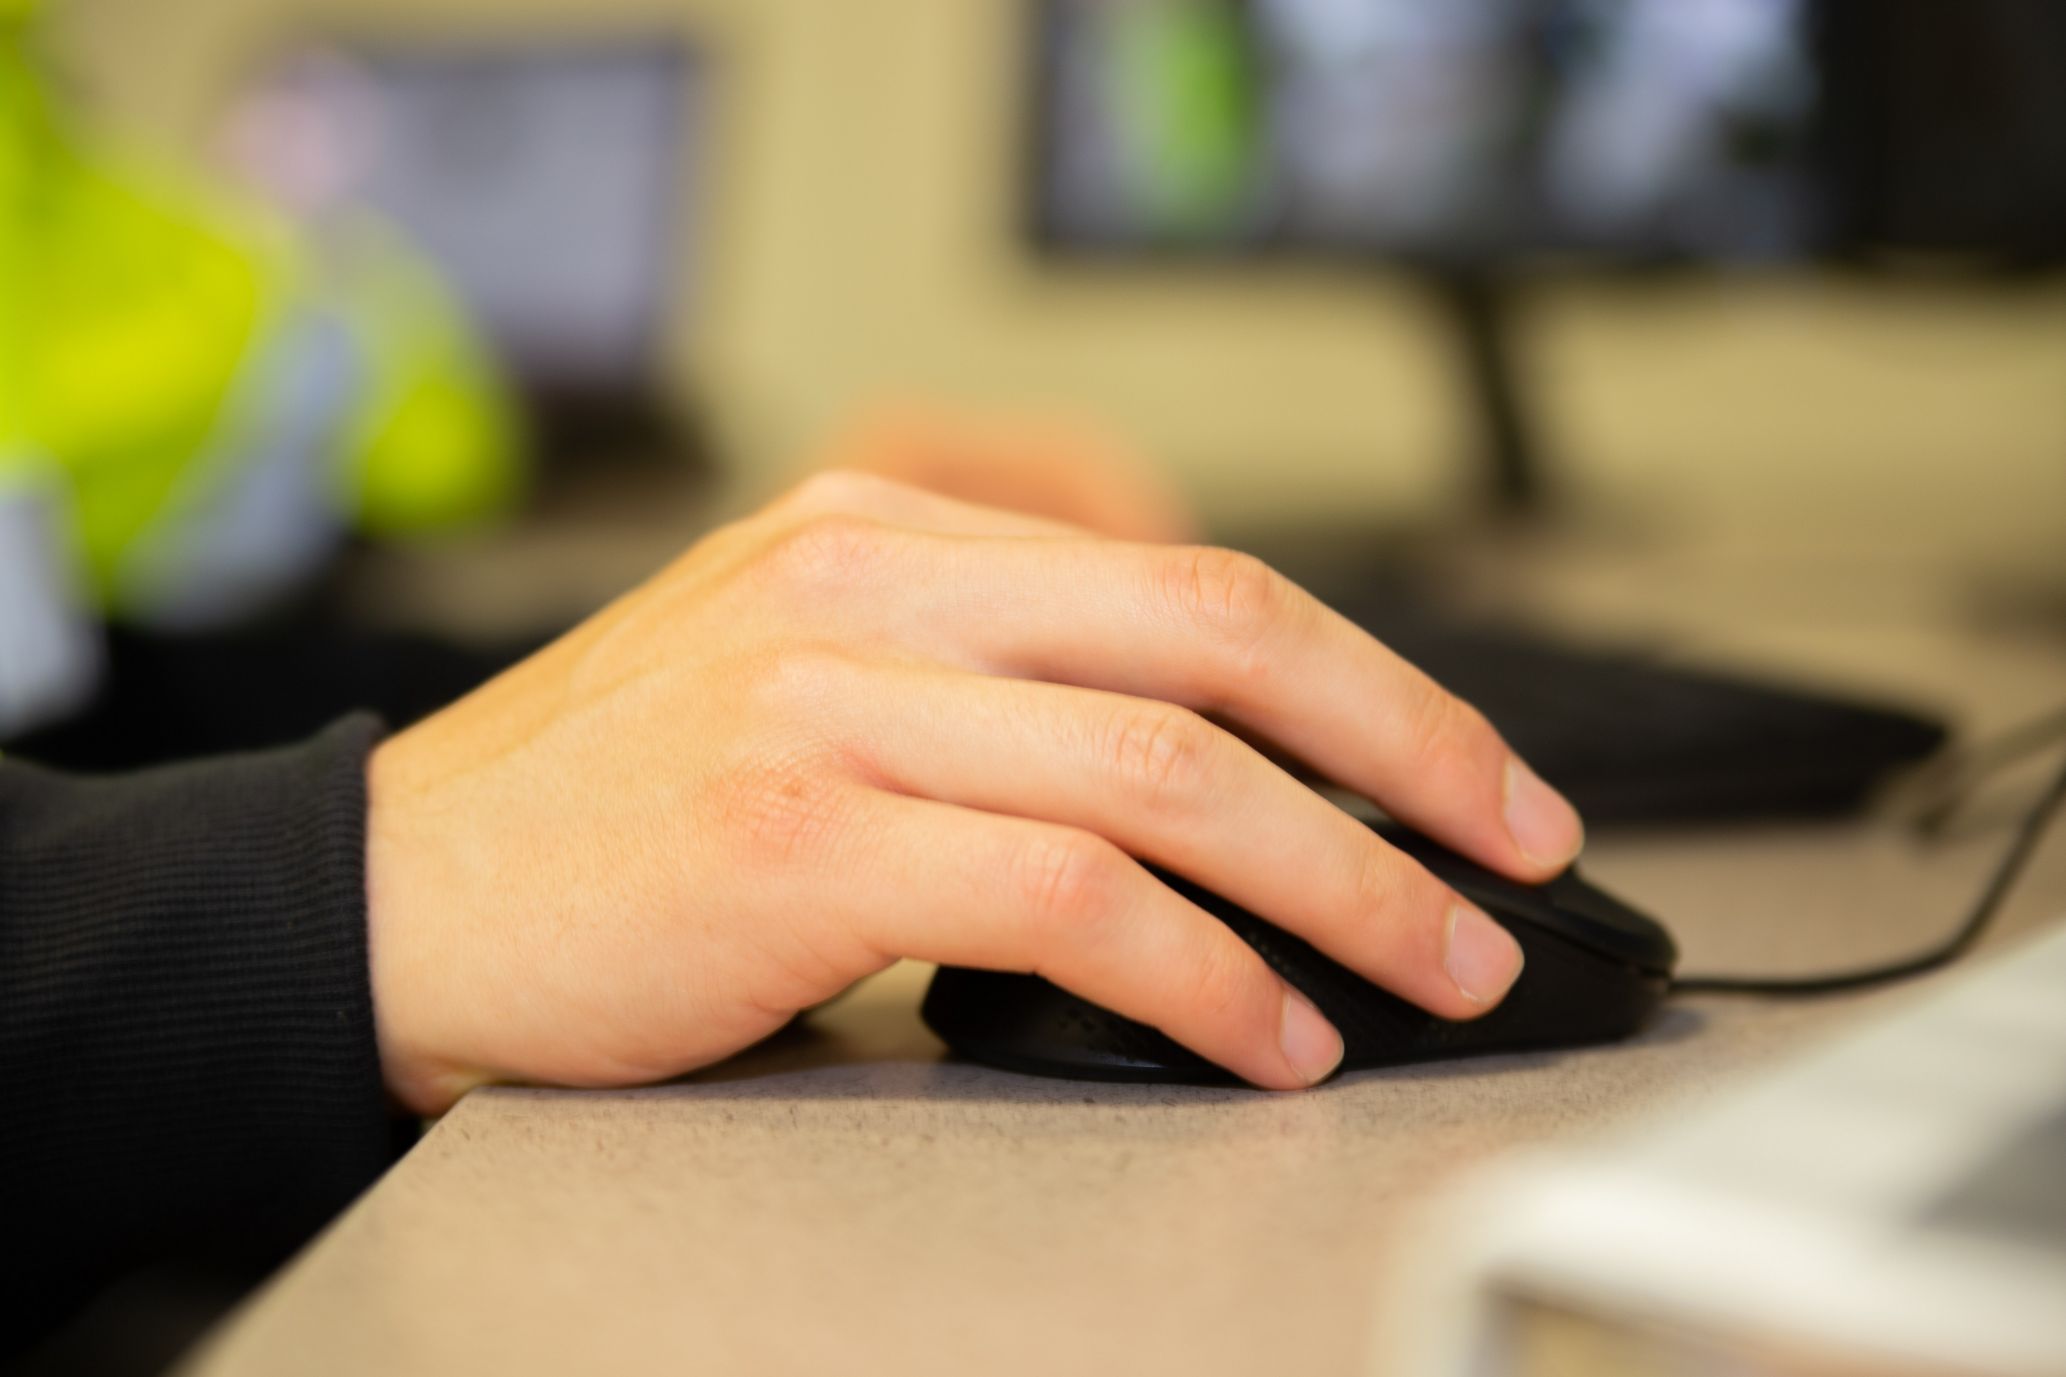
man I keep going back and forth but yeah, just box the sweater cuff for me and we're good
[1,714,400,1329]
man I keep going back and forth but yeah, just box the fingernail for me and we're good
[1504,757,1584,869]
[1445,903,1525,1007]
[1278,987,1344,1087]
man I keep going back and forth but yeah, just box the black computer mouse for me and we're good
[921,809,1678,1084]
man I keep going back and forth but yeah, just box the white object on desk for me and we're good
[1401,916,2066,1377]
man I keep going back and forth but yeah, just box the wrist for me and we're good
[365,730,484,1116]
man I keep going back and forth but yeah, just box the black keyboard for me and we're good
[1342,603,1948,826]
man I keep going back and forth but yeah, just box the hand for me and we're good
[365,472,1583,1114]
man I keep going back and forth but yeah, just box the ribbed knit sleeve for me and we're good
[0,715,403,1348]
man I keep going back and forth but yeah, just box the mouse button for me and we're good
[1374,827,1563,924]
[1542,868,1660,937]
[1431,861,1562,926]
[1542,870,1679,972]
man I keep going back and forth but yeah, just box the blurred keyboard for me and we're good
[1340,602,1948,825]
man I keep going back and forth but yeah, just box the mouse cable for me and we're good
[1671,745,2066,997]
[1904,699,2066,840]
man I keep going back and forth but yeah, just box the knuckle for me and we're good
[1350,841,1416,935]
[709,761,853,869]
[1103,703,1212,810]
[1012,831,1121,934]
[759,513,893,592]
[1399,679,1499,782]
[1167,547,1285,638]
[1162,548,1299,688]
[1189,937,1266,1033]
[1348,841,1448,963]
[782,468,896,518]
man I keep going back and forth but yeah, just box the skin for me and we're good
[366,469,1584,1116]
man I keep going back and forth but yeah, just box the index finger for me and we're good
[920,540,1585,882]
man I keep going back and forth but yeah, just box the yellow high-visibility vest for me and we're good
[1,14,526,627]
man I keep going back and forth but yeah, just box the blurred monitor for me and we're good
[227,34,706,462]
[1823,0,2066,263]
[1030,0,2066,268]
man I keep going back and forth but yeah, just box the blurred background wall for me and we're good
[38,0,2066,558]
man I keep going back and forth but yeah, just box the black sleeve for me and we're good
[0,715,407,1348]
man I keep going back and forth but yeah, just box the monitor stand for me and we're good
[1430,270,1549,517]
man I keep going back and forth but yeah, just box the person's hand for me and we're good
[365,472,1583,1114]
[804,403,1199,544]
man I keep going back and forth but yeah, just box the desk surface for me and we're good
[188,535,2066,1377]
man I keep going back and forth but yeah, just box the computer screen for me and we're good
[225,35,703,394]
[1033,0,1822,263]
[1032,0,2066,268]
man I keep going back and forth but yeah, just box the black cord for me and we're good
[1906,700,2066,839]
[1672,747,2066,997]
